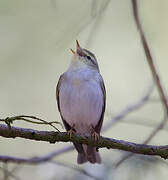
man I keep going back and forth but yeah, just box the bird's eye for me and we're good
[87,56,91,60]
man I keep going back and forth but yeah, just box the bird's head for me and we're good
[70,40,99,71]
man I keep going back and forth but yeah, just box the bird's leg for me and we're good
[67,124,75,139]
[91,125,99,142]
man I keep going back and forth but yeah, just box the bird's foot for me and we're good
[67,125,75,139]
[91,125,99,142]
[91,131,99,142]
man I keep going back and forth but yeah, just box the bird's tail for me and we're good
[77,145,101,164]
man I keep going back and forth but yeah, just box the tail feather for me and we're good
[87,146,101,164]
[74,143,101,164]
[77,145,101,164]
[77,153,88,164]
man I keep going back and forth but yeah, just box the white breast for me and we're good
[59,69,104,135]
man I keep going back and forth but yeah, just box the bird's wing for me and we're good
[56,74,85,155]
[95,77,106,134]
[56,74,72,131]
[56,74,63,113]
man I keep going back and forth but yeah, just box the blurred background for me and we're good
[0,0,168,179]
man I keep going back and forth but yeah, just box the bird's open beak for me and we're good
[70,49,75,54]
[76,40,83,56]
[70,40,83,56]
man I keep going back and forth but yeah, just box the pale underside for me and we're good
[59,68,104,135]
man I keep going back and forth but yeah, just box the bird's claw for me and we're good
[67,129,75,139]
[92,131,99,142]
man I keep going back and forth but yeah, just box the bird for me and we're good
[56,40,106,164]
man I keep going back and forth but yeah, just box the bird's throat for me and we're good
[68,58,87,71]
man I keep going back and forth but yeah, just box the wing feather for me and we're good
[56,74,73,131]
[95,78,106,134]
[56,74,64,112]
[56,74,84,155]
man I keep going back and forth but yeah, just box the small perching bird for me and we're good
[56,40,106,164]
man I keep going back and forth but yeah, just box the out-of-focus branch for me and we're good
[0,147,99,179]
[0,146,74,164]
[0,166,21,180]
[1,124,168,163]
[103,82,154,131]
[143,115,167,144]
[50,161,101,180]
[114,0,168,167]
[132,0,168,113]
[115,115,168,167]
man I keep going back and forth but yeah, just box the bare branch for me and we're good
[1,124,168,163]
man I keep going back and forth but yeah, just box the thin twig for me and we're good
[144,115,167,144]
[3,163,8,180]
[103,82,154,131]
[114,0,168,166]
[86,0,110,47]
[119,116,168,132]
[115,114,168,167]
[0,115,62,131]
[132,0,168,112]
[0,166,21,180]
[51,161,102,180]
[0,146,73,164]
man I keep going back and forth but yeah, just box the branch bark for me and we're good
[1,124,168,163]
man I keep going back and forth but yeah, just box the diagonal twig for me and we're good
[103,82,154,131]
[114,0,168,167]
[115,114,168,167]
[132,0,168,112]
[0,146,74,164]
[51,161,102,180]
[0,166,21,180]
